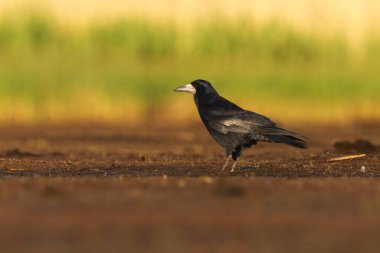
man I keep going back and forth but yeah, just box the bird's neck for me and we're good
[194,92,219,107]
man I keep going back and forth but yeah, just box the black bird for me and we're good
[174,79,307,172]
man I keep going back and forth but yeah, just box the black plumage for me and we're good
[174,79,307,172]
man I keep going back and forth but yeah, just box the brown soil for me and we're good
[0,123,379,253]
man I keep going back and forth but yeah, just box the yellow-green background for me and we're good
[0,0,379,124]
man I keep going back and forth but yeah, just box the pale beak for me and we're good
[173,83,196,94]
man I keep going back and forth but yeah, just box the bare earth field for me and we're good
[0,123,379,253]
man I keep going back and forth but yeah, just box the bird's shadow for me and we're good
[239,165,257,170]
[216,165,258,176]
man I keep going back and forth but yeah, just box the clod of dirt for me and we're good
[214,180,246,197]
[334,139,378,154]
[4,148,40,157]
[40,185,66,198]
[3,148,65,158]
[139,154,147,161]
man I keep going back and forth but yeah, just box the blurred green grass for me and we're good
[0,11,379,124]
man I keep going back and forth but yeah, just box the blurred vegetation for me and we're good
[0,10,379,124]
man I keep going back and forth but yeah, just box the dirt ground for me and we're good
[0,123,379,253]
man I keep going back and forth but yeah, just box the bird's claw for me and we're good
[220,156,238,174]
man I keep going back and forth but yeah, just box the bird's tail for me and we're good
[259,127,307,149]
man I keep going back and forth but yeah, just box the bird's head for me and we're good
[174,79,218,97]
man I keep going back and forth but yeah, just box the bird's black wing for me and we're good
[206,110,306,148]
[199,96,307,148]
[207,110,276,135]
[199,95,275,132]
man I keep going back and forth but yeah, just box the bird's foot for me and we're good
[230,158,239,173]
[220,155,232,173]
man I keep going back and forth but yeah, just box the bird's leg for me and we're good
[221,155,232,172]
[230,158,239,173]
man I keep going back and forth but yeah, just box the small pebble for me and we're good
[200,176,214,184]
[139,154,146,161]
